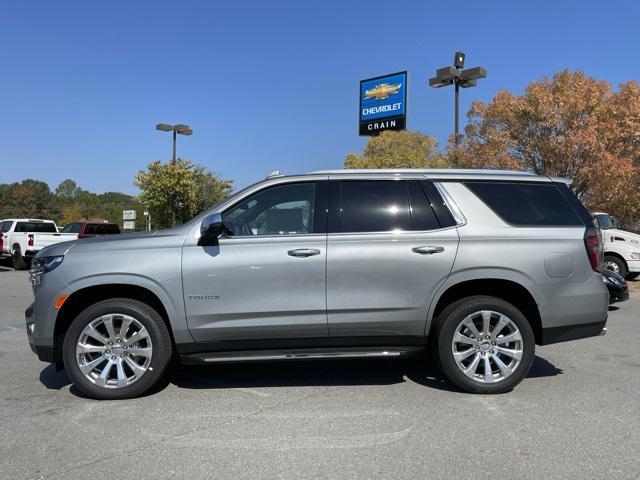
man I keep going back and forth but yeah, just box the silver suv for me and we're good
[26,169,608,399]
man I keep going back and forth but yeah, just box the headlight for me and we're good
[30,256,64,286]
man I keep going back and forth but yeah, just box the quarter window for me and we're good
[465,182,584,226]
[223,183,316,236]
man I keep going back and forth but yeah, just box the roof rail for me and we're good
[308,168,536,175]
[266,170,283,179]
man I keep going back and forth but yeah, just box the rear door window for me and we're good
[338,180,410,233]
[85,224,120,234]
[465,182,584,226]
[84,224,100,234]
[408,181,440,231]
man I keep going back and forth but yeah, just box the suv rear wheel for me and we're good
[434,295,535,394]
[63,298,173,400]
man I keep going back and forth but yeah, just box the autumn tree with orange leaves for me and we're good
[449,70,640,226]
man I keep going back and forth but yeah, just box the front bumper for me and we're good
[627,259,640,273]
[25,302,55,363]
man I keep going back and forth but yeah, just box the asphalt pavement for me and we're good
[1,266,639,479]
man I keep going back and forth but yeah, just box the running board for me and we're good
[179,346,425,365]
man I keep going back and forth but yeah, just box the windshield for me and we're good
[594,214,614,230]
[62,223,83,233]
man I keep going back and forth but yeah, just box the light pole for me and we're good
[155,123,193,226]
[155,123,193,163]
[429,52,486,144]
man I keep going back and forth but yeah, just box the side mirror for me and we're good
[198,213,226,246]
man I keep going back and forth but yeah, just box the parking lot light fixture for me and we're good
[155,123,194,163]
[428,52,486,144]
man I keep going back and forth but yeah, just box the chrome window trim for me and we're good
[326,228,458,237]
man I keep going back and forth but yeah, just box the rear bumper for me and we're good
[533,274,609,345]
[541,319,607,345]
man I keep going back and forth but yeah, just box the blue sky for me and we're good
[1,1,639,194]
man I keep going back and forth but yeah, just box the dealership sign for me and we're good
[359,71,407,136]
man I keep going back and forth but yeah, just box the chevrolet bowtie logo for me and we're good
[364,83,402,100]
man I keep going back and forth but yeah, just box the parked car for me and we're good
[0,219,78,270]
[61,221,121,239]
[602,269,629,304]
[592,212,640,280]
[26,169,609,399]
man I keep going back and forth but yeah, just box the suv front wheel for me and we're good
[63,298,173,400]
[434,295,535,394]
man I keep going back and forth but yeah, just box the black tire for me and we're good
[433,295,535,394]
[604,255,627,278]
[63,298,173,400]
[12,248,27,270]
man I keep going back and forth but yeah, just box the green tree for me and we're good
[55,179,81,199]
[134,160,233,228]
[344,130,449,169]
[4,179,52,218]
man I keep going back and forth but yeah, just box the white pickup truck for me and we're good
[592,212,640,279]
[0,219,78,270]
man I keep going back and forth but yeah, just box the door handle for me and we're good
[412,246,445,255]
[288,248,321,258]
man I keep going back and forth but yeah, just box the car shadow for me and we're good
[169,354,562,394]
[40,355,563,397]
[39,363,72,390]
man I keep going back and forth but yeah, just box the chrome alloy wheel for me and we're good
[451,310,523,384]
[75,314,153,389]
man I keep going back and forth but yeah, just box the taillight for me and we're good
[0,232,3,251]
[584,227,603,272]
[28,234,34,247]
